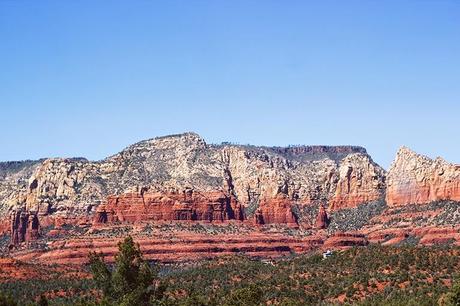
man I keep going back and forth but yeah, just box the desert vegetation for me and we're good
[2,240,460,305]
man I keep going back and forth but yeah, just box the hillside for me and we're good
[1,245,459,305]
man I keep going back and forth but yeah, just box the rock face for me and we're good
[323,232,368,249]
[386,147,460,206]
[315,205,329,229]
[12,232,325,265]
[329,154,386,211]
[10,210,40,246]
[254,195,297,225]
[0,133,386,225]
[23,158,105,215]
[93,187,245,224]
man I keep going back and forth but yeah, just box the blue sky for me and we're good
[0,1,459,168]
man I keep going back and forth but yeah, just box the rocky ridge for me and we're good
[0,132,385,223]
[2,133,460,263]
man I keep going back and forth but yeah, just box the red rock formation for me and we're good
[1,133,387,227]
[93,188,245,224]
[254,194,297,225]
[10,210,40,246]
[329,154,385,210]
[93,204,117,224]
[386,147,460,206]
[254,210,264,225]
[25,214,40,242]
[323,232,368,249]
[12,233,324,265]
[315,205,329,229]
[418,228,460,245]
[10,211,25,245]
[366,229,409,245]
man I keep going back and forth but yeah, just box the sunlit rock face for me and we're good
[329,154,386,211]
[0,132,386,224]
[253,194,297,225]
[315,205,329,229]
[386,147,460,206]
[93,187,245,224]
[10,209,40,246]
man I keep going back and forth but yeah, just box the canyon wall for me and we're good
[254,194,297,225]
[3,133,460,240]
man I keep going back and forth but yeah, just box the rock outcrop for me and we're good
[329,154,386,210]
[93,187,245,224]
[12,232,325,265]
[254,194,297,225]
[323,232,368,249]
[386,147,460,206]
[10,209,40,246]
[315,205,329,229]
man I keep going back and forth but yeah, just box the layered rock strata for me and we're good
[93,188,245,224]
[329,154,386,210]
[3,140,460,264]
[386,147,460,206]
[254,195,297,225]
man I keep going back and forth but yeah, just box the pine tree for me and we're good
[89,236,161,306]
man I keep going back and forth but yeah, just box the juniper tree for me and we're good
[89,236,162,306]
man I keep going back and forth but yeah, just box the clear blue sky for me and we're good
[1,1,459,169]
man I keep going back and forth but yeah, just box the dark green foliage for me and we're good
[88,252,113,299]
[222,284,263,306]
[89,236,159,306]
[328,199,387,232]
[2,244,460,305]
[158,245,460,305]
[0,277,94,305]
[441,278,460,306]
[0,292,18,306]
[37,295,48,306]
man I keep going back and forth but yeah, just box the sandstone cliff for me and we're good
[93,187,244,224]
[386,147,460,206]
[10,209,40,245]
[329,154,386,210]
[0,133,386,226]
